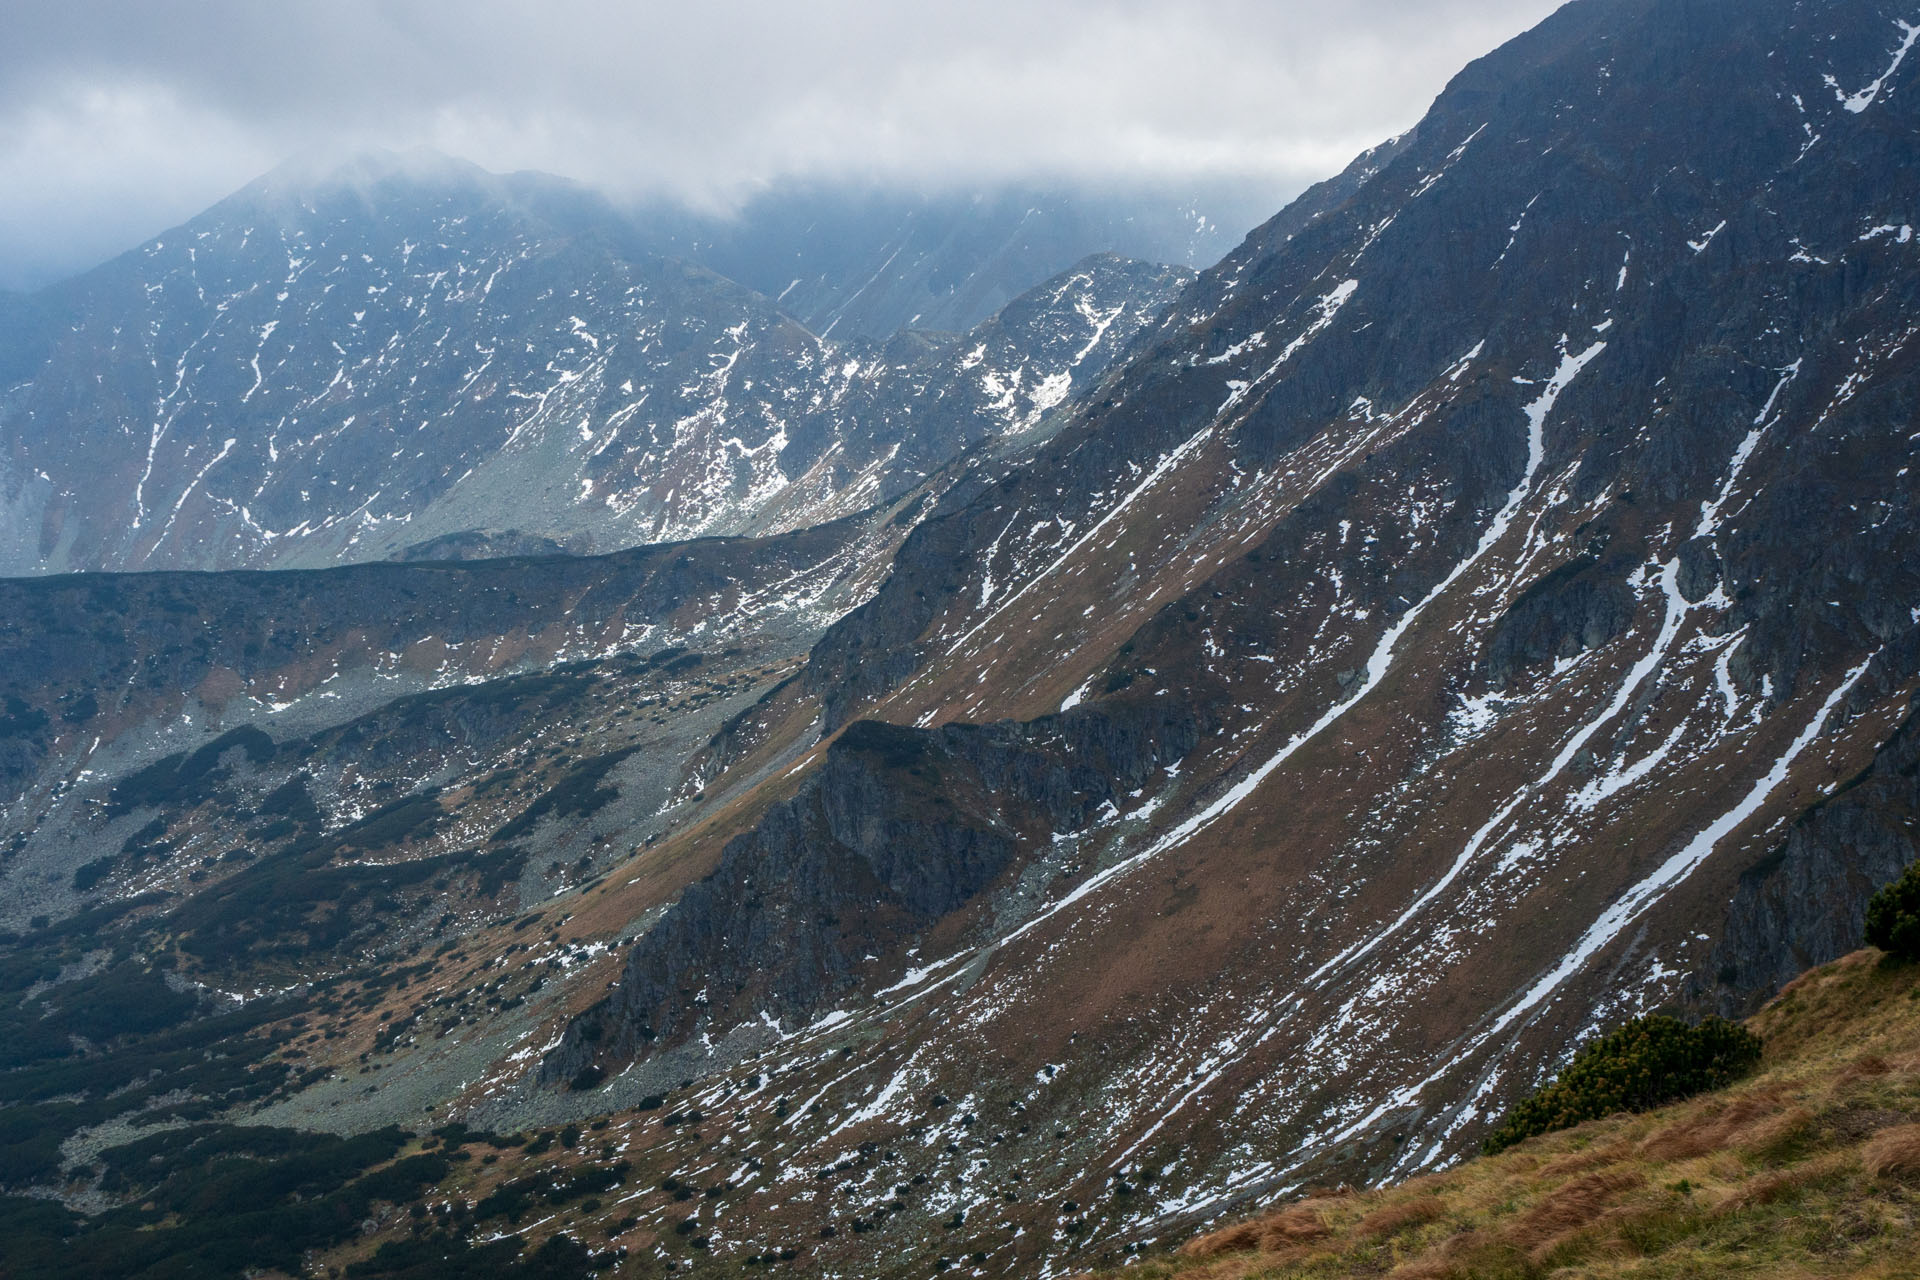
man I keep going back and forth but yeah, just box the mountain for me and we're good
[625,180,1275,340]
[0,153,1192,574]
[3,0,1920,1277]
[534,0,1920,1262]
[0,513,895,876]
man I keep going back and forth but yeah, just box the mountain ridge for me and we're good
[519,1,1920,1262]
[0,155,1196,574]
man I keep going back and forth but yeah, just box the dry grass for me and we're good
[1636,1085,1794,1159]
[1351,1194,1446,1238]
[1091,949,1920,1280]
[1862,1123,1920,1181]
[1179,1198,1337,1258]
[1506,1168,1643,1247]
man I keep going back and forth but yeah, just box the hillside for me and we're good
[0,513,900,930]
[1100,947,1920,1280]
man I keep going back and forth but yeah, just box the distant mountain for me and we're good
[625,180,1273,340]
[0,153,1193,573]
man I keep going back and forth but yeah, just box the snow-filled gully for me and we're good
[1357,650,1881,1177]
[901,276,1375,713]
[907,309,1495,732]
[879,323,1885,1220]
[939,422,1218,663]
[1114,340,1880,1207]
[1134,339,1610,888]
[873,337,1613,1098]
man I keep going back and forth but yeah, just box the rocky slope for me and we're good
[0,511,900,933]
[0,153,1191,573]
[545,703,1199,1085]
[1709,691,1920,1014]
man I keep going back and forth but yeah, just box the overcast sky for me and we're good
[0,0,1563,291]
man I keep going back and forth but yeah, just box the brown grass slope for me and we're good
[1098,949,1920,1280]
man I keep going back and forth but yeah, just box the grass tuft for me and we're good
[1862,1123,1920,1181]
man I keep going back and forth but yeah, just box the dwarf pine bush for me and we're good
[1482,1014,1763,1154]
[1865,861,1920,962]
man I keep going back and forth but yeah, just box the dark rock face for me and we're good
[1480,552,1638,688]
[1709,691,1920,1014]
[545,703,1197,1082]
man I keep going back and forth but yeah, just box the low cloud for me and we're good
[1,0,1561,289]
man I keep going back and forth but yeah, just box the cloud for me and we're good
[0,0,1563,289]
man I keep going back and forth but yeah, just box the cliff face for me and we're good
[1709,684,1920,1014]
[545,703,1199,1083]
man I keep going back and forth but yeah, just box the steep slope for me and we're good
[0,153,1190,573]
[514,0,1920,1271]
[1710,693,1920,1013]
[544,704,1200,1085]
[1100,946,1920,1280]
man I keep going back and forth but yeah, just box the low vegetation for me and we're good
[1866,861,1920,963]
[1481,1014,1763,1154]
[0,1122,633,1280]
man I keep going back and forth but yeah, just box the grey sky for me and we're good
[0,0,1563,291]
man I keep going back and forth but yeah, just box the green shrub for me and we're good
[332,791,444,850]
[72,856,118,892]
[105,725,275,817]
[1482,1014,1762,1154]
[1865,861,1920,962]
[489,747,635,843]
